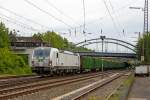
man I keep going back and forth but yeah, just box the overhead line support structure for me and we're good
[144,0,148,35]
[100,35,106,75]
[143,0,148,62]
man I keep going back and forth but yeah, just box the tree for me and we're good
[137,33,150,63]
[63,38,69,49]
[32,33,43,41]
[37,31,66,49]
[0,22,32,75]
[32,31,91,51]
[0,22,9,48]
[9,30,17,42]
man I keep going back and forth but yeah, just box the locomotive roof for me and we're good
[34,47,79,56]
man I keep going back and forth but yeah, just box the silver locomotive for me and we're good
[31,47,80,75]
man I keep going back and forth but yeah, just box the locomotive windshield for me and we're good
[33,48,51,57]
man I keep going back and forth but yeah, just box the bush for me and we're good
[0,48,32,75]
[0,22,10,48]
[17,54,29,65]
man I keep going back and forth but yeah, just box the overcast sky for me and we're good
[0,0,146,52]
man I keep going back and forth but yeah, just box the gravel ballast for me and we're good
[79,75,128,100]
[11,74,113,100]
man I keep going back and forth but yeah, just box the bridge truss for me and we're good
[75,37,137,53]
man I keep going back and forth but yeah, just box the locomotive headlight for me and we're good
[49,60,52,66]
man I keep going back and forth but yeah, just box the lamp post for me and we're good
[129,5,146,62]
[100,36,106,73]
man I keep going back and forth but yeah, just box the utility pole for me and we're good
[100,36,106,74]
[105,41,108,52]
[142,0,149,61]
[130,0,149,61]
[130,0,148,35]
[144,0,148,35]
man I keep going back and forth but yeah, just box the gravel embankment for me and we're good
[79,75,128,100]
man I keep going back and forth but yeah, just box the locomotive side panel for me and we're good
[56,52,80,70]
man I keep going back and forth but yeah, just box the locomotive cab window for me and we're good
[33,48,51,57]
[56,53,58,58]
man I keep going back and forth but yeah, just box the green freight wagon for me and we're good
[80,56,128,72]
[103,60,126,69]
[94,57,102,70]
[80,56,94,71]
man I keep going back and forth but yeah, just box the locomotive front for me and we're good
[31,47,52,74]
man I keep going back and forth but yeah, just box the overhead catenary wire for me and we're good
[101,0,120,34]
[23,0,74,29]
[0,0,140,37]
[0,1,81,36]
[95,17,105,34]
[0,16,40,32]
[0,5,75,35]
[0,12,41,32]
[43,0,79,26]
[0,6,52,30]
[82,0,86,34]
[108,0,125,36]
[73,0,139,34]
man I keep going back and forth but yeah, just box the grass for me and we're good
[107,73,135,100]
[0,74,17,77]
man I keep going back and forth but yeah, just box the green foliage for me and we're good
[63,38,69,48]
[42,31,66,49]
[9,30,18,42]
[0,22,31,75]
[32,32,43,41]
[0,22,10,48]
[137,33,150,63]
[17,54,29,65]
[0,48,32,75]
[33,31,91,51]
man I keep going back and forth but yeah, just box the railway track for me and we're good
[0,75,37,80]
[0,75,40,84]
[52,72,128,100]
[0,75,42,89]
[0,71,115,100]
[0,73,95,89]
[0,71,108,89]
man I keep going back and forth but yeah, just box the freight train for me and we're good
[31,47,129,75]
